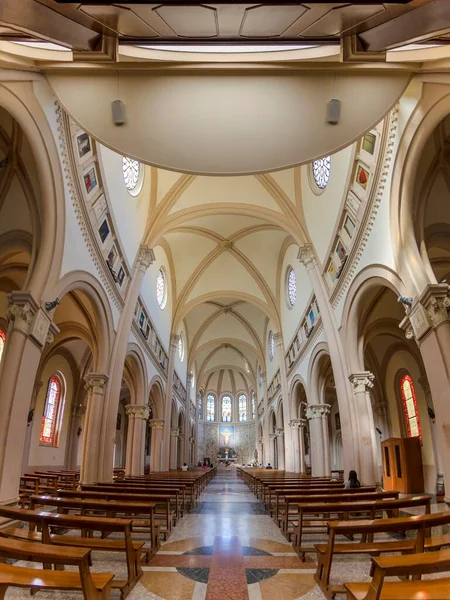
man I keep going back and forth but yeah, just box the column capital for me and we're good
[289,419,302,429]
[276,427,285,436]
[349,372,375,393]
[189,436,195,444]
[306,404,331,419]
[268,432,277,440]
[149,418,165,430]
[84,373,109,395]
[170,427,180,436]
[125,404,149,419]
[136,245,155,272]
[420,284,450,329]
[178,432,185,440]
[273,332,284,348]
[259,437,265,444]
[297,243,317,271]
[6,292,59,346]
[170,334,181,352]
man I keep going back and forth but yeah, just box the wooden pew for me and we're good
[278,490,397,534]
[314,510,450,599]
[344,548,450,600]
[0,505,142,598]
[0,536,114,600]
[291,495,430,559]
[29,495,160,551]
[265,482,350,510]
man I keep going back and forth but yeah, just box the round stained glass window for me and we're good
[287,266,296,307]
[312,156,331,190]
[122,156,142,194]
[269,331,275,361]
[156,268,167,309]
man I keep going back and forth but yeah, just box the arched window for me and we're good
[400,374,422,439]
[312,156,331,189]
[238,394,247,422]
[206,394,216,422]
[122,156,143,194]
[40,374,64,447]
[198,389,203,420]
[286,266,296,307]
[156,268,167,309]
[178,333,185,362]
[251,390,256,421]
[221,395,232,422]
[0,328,6,363]
[268,331,275,361]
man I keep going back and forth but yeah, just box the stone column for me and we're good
[149,419,164,472]
[97,245,155,482]
[0,292,58,503]
[189,436,195,465]
[400,284,450,502]
[349,373,378,486]
[273,333,294,471]
[268,433,277,468]
[276,428,285,470]
[169,427,179,470]
[261,372,272,466]
[125,404,149,476]
[306,404,331,477]
[299,419,307,474]
[66,401,87,471]
[193,387,199,466]
[184,373,192,466]
[162,334,180,471]
[298,244,358,475]
[80,374,109,484]
[419,375,445,497]
[21,379,44,473]
[289,420,301,473]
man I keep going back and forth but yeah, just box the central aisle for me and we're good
[137,466,320,600]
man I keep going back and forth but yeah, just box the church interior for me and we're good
[1,0,450,598]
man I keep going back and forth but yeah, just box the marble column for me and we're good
[162,334,180,471]
[400,284,450,502]
[21,379,44,473]
[169,427,179,470]
[298,244,358,475]
[349,372,378,486]
[97,245,155,482]
[299,419,307,474]
[289,420,302,473]
[268,433,277,468]
[273,333,294,471]
[306,404,331,477]
[80,374,109,484]
[419,375,445,497]
[276,428,285,470]
[149,419,164,472]
[66,401,87,471]
[0,292,58,503]
[125,404,149,476]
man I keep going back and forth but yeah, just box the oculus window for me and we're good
[122,156,143,195]
[156,268,167,309]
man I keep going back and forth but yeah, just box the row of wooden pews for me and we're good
[0,467,216,599]
[239,467,450,599]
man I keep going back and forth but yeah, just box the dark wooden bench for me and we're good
[0,531,113,599]
[0,504,142,598]
[315,510,450,599]
[344,547,450,600]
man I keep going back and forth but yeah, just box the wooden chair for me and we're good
[0,536,113,600]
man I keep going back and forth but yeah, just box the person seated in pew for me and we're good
[266,463,273,470]
[181,463,188,472]
[345,470,361,489]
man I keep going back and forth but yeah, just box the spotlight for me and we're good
[397,295,413,307]
[375,427,382,436]
[45,298,60,311]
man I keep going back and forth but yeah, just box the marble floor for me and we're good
[5,467,448,600]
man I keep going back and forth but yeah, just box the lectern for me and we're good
[381,437,424,494]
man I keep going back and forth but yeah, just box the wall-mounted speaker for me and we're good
[112,99,125,126]
[327,98,341,125]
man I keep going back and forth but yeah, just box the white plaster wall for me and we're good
[28,354,73,469]
[97,145,150,267]
[302,144,355,264]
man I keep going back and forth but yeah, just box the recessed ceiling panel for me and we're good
[154,5,219,38]
[300,4,386,38]
[240,5,308,38]
[79,5,159,37]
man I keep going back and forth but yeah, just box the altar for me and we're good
[218,457,237,463]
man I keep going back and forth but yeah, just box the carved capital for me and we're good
[84,373,108,395]
[170,427,180,437]
[289,419,302,430]
[125,404,149,420]
[136,245,155,272]
[276,427,284,437]
[422,285,450,329]
[170,334,181,352]
[268,432,277,440]
[306,404,331,419]
[273,332,283,349]
[189,436,195,444]
[297,243,316,271]
[149,418,165,430]
[6,293,37,335]
[349,372,375,394]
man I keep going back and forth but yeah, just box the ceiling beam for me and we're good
[359,0,450,52]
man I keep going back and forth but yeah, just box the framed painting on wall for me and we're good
[76,132,92,162]
[82,164,98,198]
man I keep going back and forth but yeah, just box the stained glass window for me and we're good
[258,365,262,388]
[269,331,275,361]
[156,268,166,309]
[222,395,232,422]
[251,390,256,420]
[400,374,422,440]
[206,394,215,422]
[238,394,247,422]
[0,329,6,364]
[312,156,331,189]
[198,389,203,420]
[40,375,63,446]
[287,266,296,306]
[122,156,141,192]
